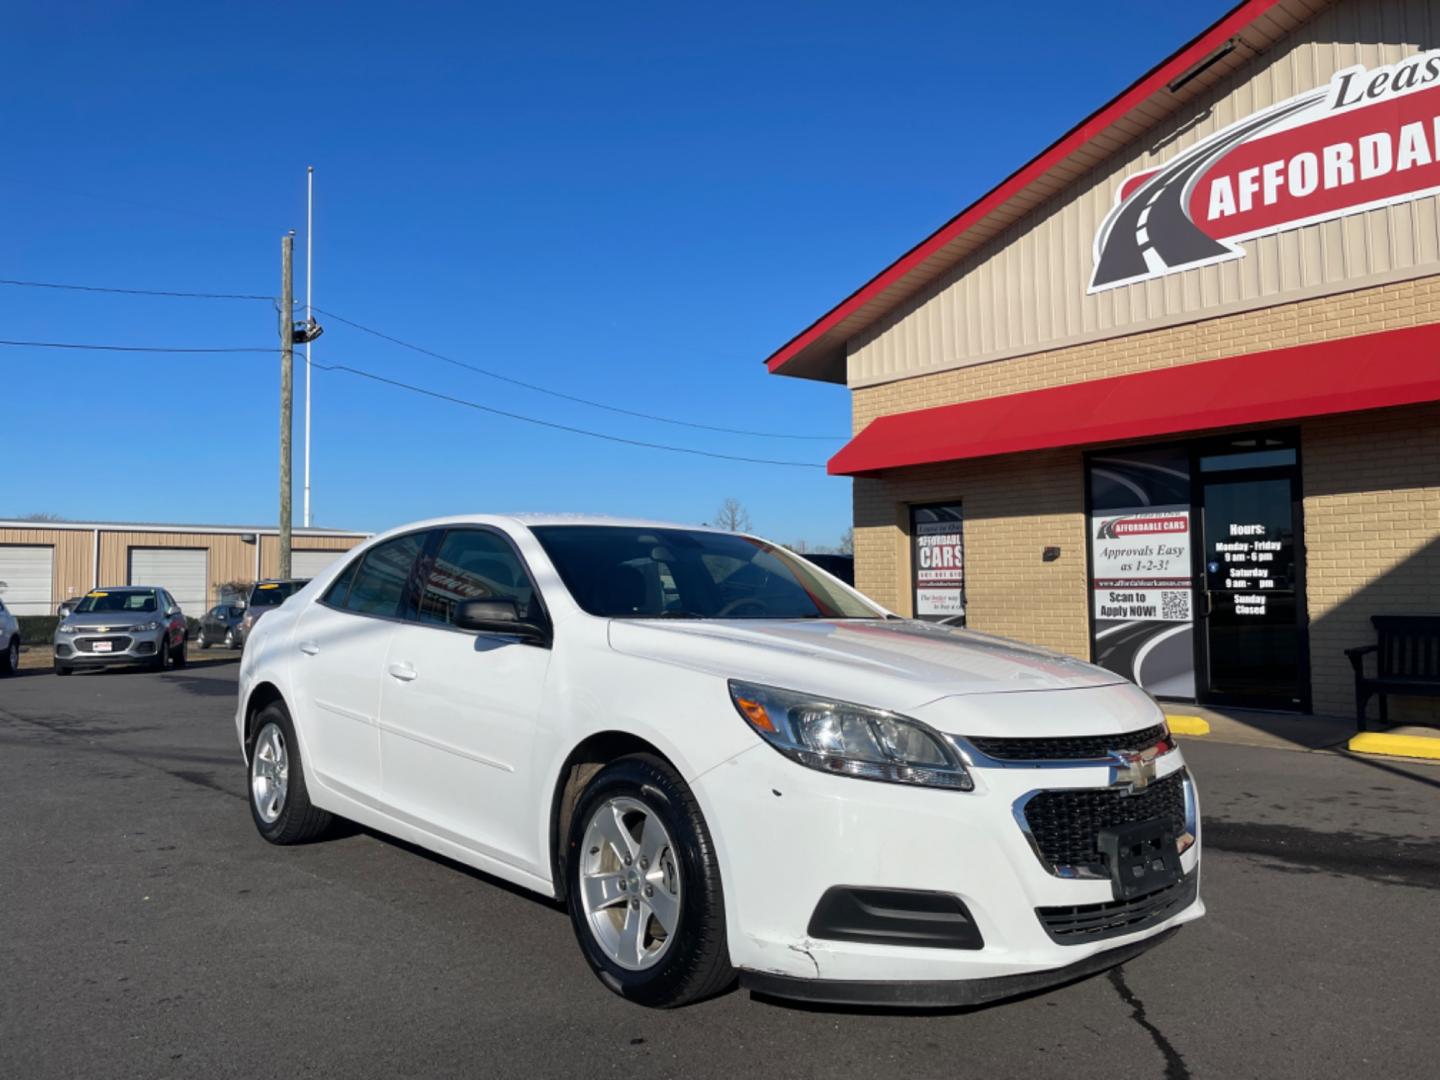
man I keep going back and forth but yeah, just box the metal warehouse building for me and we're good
[767,0,1439,721]
[0,521,369,617]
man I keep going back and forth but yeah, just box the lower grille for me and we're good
[969,724,1169,762]
[1037,872,1198,944]
[1022,769,1188,872]
[76,636,133,654]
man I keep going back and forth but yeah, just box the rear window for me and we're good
[248,580,308,608]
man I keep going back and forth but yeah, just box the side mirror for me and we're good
[454,598,550,646]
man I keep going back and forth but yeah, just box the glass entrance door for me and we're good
[1198,446,1307,710]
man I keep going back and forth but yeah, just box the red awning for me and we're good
[829,323,1440,476]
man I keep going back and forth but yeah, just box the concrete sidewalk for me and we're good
[1163,702,1440,763]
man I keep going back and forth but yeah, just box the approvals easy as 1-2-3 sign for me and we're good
[1091,51,1440,292]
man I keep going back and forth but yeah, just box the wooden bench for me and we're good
[1345,615,1440,730]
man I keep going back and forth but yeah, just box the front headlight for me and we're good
[728,680,973,791]
[129,621,160,632]
[56,623,78,634]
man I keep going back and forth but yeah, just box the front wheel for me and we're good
[565,754,734,1008]
[249,702,333,844]
[197,630,211,650]
[173,633,188,668]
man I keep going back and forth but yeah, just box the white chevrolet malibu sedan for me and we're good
[236,515,1202,1008]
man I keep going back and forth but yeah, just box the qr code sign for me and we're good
[1161,590,1191,621]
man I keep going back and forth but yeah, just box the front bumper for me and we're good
[693,743,1202,997]
[54,627,165,666]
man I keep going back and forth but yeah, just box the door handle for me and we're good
[387,661,417,682]
[299,640,320,656]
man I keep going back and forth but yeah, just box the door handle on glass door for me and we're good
[388,661,417,682]
[299,641,320,656]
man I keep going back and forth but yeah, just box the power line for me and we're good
[312,305,843,443]
[0,277,273,301]
[0,339,273,353]
[313,361,826,469]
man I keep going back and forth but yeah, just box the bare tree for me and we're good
[17,512,66,522]
[838,527,854,555]
[713,498,752,533]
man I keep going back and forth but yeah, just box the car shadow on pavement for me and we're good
[354,825,569,914]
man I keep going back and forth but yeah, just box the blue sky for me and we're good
[2,1,1233,545]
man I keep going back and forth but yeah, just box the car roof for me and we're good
[90,586,157,593]
[373,513,733,535]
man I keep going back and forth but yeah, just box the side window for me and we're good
[322,556,361,607]
[417,530,542,627]
[344,533,427,618]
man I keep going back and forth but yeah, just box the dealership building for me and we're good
[767,0,1439,720]
[0,521,368,618]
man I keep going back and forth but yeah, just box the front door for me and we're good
[1198,446,1307,710]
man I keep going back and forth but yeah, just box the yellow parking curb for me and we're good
[1165,714,1211,736]
[1347,732,1440,761]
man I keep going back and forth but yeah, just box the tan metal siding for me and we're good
[99,533,260,612]
[258,534,363,579]
[848,0,1440,387]
[0,527,93,611]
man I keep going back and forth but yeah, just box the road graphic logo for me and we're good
[1090,50,1440,291]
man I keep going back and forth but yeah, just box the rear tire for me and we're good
[248,702,333,844]
[565,754,734,1008]
[0,636,17,676]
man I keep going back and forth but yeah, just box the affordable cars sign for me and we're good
[1091,51,1440,291]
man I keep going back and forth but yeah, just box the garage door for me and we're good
[292,549,344,579]
[0,545,55,615]
[129,548,208,616]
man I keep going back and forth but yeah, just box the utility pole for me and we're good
[303,166,314,528]
[279,231,294,581]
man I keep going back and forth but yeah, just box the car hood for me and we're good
[606,617,1129,718]
[60,611,160,629]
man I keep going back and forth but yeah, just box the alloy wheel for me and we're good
[578,796,683,971]
[251,722,289,824]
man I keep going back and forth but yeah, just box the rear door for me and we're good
[378,527,553,871]
[290,531,429,806]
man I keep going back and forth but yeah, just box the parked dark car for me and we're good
[235,578,310,647]
[197,603,246,649]
[800,553,855,586]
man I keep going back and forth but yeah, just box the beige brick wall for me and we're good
[854,449,1090,658]
[849,277,1440,718]
[1301,403,1440,721]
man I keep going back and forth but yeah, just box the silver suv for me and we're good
[0,598,19,675]
[53,587,188,675]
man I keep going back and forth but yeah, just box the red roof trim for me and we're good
[765,0,1286,376]
[827,324,1440,476]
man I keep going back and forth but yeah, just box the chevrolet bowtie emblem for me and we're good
[1110,746,1160,793]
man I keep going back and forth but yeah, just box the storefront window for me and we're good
[910,504,964,625]
[1087,448,1196,698]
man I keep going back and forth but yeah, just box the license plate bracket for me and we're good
[92,641,113,653]
[1098,820,1183,900]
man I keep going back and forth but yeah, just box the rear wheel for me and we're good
[0,636,18,676]
[197,629,211,650]
[565,754,734,1008]
[249,702,333,844]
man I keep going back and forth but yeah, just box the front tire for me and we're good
[54,661,73,676]
[197,630,211,650]
[565,754,734,1008]
[248,702,333,844]
[224,629,237,649]
[173,633,188,668]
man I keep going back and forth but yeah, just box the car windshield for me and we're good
[531,525,882,620]
[248,581,306,608]
[72,590,157,614]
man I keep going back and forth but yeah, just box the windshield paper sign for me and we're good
[1091,51,1440,291]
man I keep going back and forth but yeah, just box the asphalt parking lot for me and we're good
[2,660,1437,1080]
